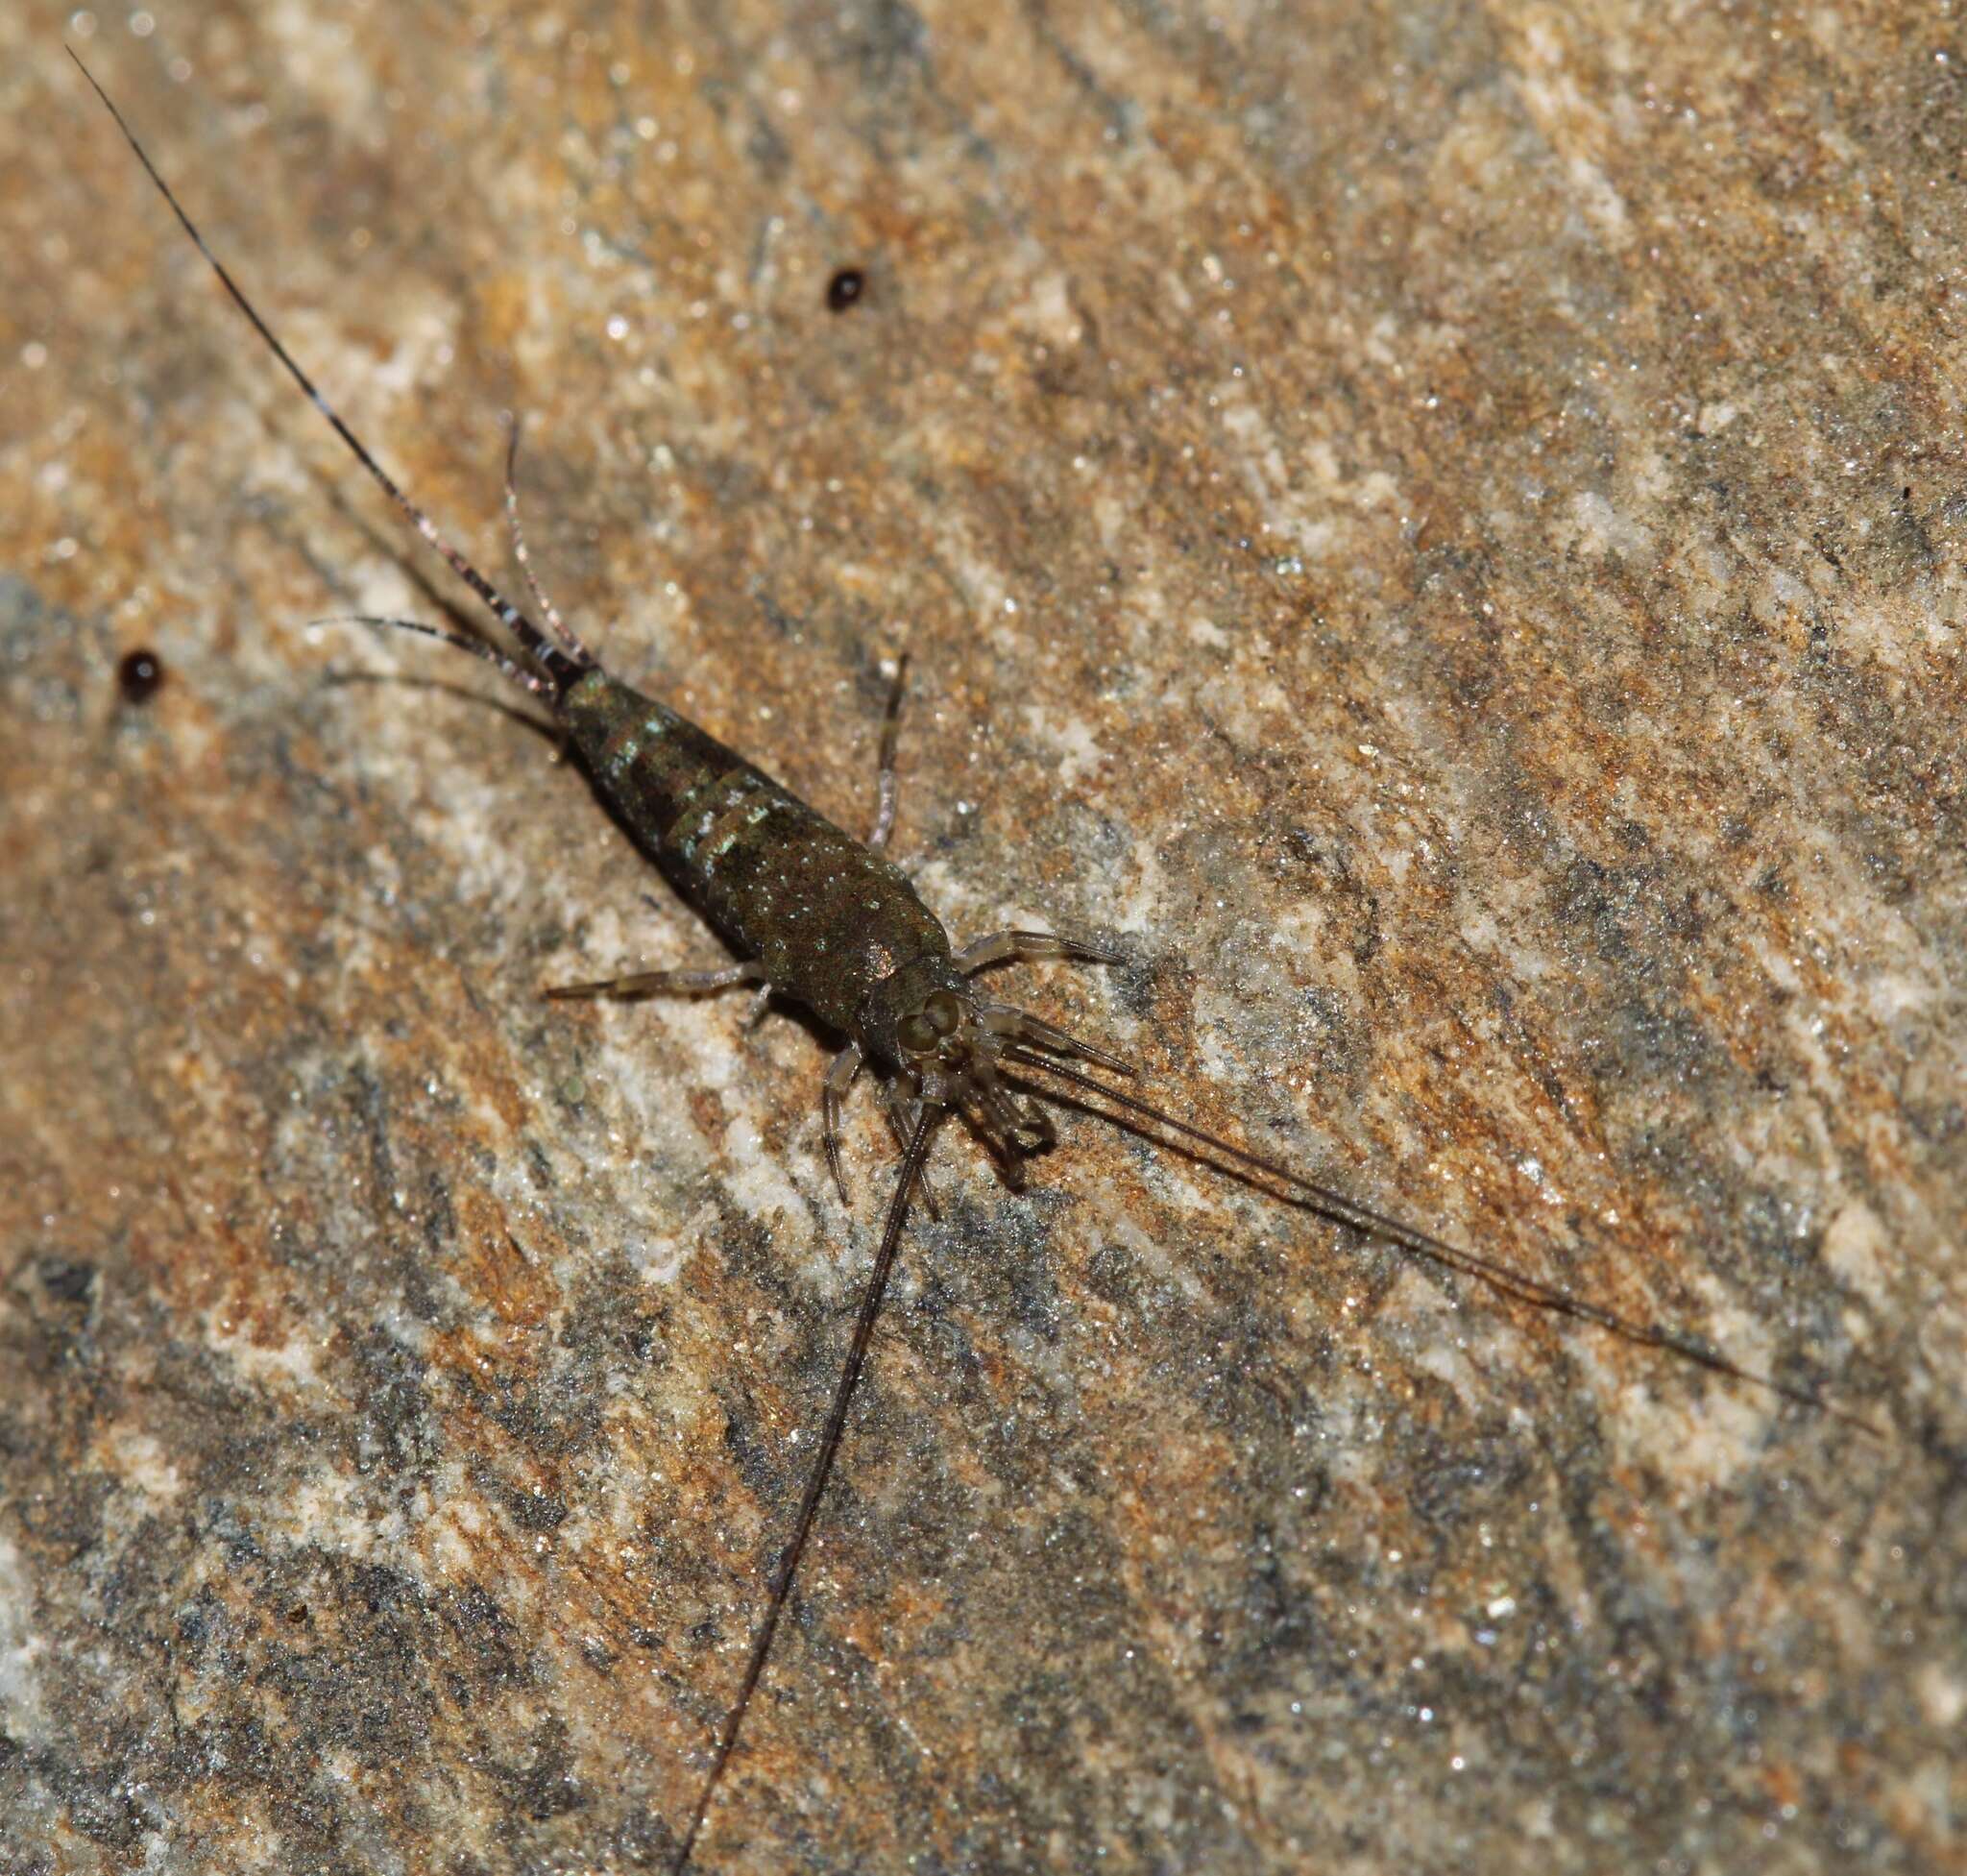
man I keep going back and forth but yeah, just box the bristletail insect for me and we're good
[73,50,1883,1873]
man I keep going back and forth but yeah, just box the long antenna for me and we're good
[69,47,587,697]
[672,1111,938,1870]
[1002,1048,1883,1437]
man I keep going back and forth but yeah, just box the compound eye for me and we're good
[925,990,962,1036]
[897,1012,936,1055]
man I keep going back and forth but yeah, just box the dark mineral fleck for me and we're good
[825,266,865,312]
[117,647,163,703]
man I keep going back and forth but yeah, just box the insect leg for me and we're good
[504,418,598,666]
[878,1083,943,1220]
[955,928,1124,972]
[867,652,910,850]
[972,1062,1055,1157]
[1000,1048,1884,1436]
[545,962,765,1001]
[821,1043,862,1206]
[670,1112,936,1872]
[978,1000,1134,1076]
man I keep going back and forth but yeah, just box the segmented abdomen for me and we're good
[562,670,951,1037]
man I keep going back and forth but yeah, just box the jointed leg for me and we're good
[867,653,910,850]
[955,928,1123,974]
[978,1000,1133,1075]
[504,418,598,667]
[545,961,765,1002]
[878,1081,942,1220]
[821,1044,862,1205]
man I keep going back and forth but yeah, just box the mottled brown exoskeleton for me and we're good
[77,52,1880,1873]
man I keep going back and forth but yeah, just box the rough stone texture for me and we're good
[3,4,1961,1872]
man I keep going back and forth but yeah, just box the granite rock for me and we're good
[2,4,1961,1872]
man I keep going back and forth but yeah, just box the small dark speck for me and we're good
[117,648,163,704]
[826,266,866,312]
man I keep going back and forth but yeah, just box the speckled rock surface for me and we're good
[3,4,1962,1872]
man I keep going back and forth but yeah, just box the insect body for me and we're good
[76,52,1879,1874]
